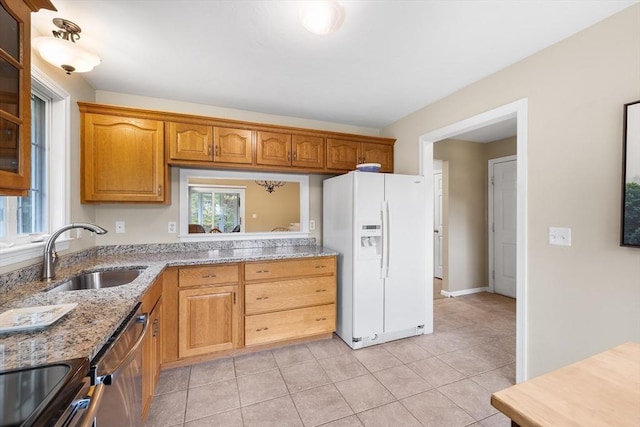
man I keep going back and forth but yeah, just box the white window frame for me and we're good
[0,67,70,267]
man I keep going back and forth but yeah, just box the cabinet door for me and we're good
[142,297,162,423]
[167,122,212,161]
[256,131,291,166]
[292,135,324,169]
[326,138,360,171]
[82,114,167,202]
[362,143,393,173]
[179,285,239,358]
[213,127,253,164]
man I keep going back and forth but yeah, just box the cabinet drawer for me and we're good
[244,257,335,281]
[245,276,336,315]
[245,304,336,346]
[179,265,239,287]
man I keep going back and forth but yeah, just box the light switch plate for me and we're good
[549,227,571,246]
[115,221,125,234]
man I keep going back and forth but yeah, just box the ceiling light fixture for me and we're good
[33,18,101,75]
[255,180,286,193]
[301,0,345,35]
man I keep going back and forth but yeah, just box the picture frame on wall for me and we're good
[621,100,640,247]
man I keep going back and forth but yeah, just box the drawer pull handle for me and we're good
[315,289,327,293]
[202,274,217,278]
[256,269,269,274]
[315,265,327,269]
[255,327,269,332]
[256,296,269,300]
[315,317,327,322]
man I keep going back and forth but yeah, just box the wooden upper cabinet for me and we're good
[257,132,325,169]
[257,131,291,166]
[167,122,212,161]
[362,142,393,173]
[0,0,55,196]
[213,127,253,164]
[81,112,168,203]
[326,139,360,171]
[326,139,393,172]
[292,135,324,169]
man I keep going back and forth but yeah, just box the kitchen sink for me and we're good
[48,268,146,293]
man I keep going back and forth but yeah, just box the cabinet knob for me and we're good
[157,186,162,195]
[256,269,269,274]
[215,145,220,156]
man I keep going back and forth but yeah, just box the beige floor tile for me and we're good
[318,353,369,382]
[410,332,463,355]
[438,378,498,420]
[437,348,497,377]
[307,337,351,359]
[190,357,235,388]
[185,379,240,422]
[242,395,303,426]
[382,339,432,363]
[272,343,316,367]
[373,365,432,399]
[234,350,276,377]
[335,374,395,413]
[467,342,515,368]
[492,335,516,355]
[281,359,332,393]
[183,408,243,427]
[470,363,515,393]
[352,346,402,372]
[356,401,422,427]
[291,384,354,426]
[145,390,187,427]
[401,389,475,427]
[155,366,190,395]
[479,412,512,427]
[319,415,364,426]
[237,368,288,406]
[408,356,465,387]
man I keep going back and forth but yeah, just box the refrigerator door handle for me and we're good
[385,200,391,278]
[381,200,390,279]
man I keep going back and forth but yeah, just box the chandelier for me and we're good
[255,180,286,193]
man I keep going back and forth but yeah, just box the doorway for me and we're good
[419,98,528,382]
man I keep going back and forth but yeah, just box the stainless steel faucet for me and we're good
[42,223,108,280]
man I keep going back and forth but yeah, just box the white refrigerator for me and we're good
[323,171,432,349]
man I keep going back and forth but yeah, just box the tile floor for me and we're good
[145,292,516,427]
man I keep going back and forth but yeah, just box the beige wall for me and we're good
[383,5,640,377]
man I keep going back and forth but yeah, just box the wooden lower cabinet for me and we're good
[161,256,336,366]
[178,285,239,358]
[245,304,335,346]
[141,278,163,423]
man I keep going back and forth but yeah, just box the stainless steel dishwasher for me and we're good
[90,302,149,427]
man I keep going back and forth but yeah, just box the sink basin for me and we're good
[48,268,146,293]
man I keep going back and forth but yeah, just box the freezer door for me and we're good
[352,172,385,339]
[383,174,428,332]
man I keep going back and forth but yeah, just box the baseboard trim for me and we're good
[441,286,489,298]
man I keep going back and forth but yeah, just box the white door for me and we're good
[383,174,428,333]
[433,171,443,279]
[491,158,517,298]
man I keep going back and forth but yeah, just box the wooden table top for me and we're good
[491,342,640,427]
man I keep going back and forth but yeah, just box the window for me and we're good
[0,92,48,243]
[0,68,70,267]
[189,186,245,233]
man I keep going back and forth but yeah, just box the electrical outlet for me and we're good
[168,221,177,233]
[115,221,126,234]
[309,220,316,231]
[549,227,571,246]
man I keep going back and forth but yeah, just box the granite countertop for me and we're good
[0,243,337,371]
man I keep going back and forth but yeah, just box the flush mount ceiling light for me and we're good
[32,18,101,75]
[301,0,345,35]
[255,180,286,193]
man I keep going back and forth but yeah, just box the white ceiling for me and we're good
[32,0,637,131]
